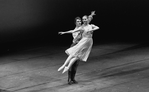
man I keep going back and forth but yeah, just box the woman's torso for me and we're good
[82,24,93,38]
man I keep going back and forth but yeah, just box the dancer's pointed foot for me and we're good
[58,65,65,72]
[62,67,69,74]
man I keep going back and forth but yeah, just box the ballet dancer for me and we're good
[59,17,82,84]
[58,11,99,75]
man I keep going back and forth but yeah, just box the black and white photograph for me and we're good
[0,0,149,92]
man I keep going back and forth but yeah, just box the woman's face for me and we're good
[82,16,88,24]
[76,19,81,26]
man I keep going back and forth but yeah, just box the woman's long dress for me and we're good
[65,24,94,62]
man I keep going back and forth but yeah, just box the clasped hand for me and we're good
[58,32,65,35]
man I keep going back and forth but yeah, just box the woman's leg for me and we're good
[58,55,73,71]
[62,57,78,73]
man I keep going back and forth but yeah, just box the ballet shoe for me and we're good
[62,67,69,74]
[58,65,65,71]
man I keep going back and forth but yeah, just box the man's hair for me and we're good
[75,17,81,21]
[75,17,81,24]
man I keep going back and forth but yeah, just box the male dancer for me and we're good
[59,17,82,84]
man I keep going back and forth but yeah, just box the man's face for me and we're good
[76,19,81,26]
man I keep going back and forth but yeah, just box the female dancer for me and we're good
[58,11,99,74]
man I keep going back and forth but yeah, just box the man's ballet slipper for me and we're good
[62,67,69,74]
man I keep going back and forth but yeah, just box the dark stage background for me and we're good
[0,0,149,54]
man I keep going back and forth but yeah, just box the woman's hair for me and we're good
[82,15,88,19]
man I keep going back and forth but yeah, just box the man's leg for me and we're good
[68,62,76,85]
[68,67,72,84]
[67,42,78,84]
[71,60,79,83]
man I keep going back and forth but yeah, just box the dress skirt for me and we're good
[65,37,93,62]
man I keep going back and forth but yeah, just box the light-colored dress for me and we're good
[65,24,95,62]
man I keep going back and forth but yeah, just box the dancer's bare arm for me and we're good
[58,30,74,35]
[90,24,99,32]
[58,27,82,35]
[88,11,96,22]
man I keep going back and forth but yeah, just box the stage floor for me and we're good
[0,43,149,92]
